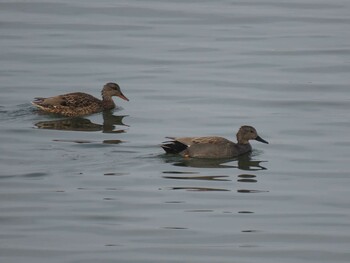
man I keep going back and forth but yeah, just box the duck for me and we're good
[161,125,268,159]
[31,82,129,117]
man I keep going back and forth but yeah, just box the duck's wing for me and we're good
[32,95,64,107]
[162,136,234,157]
[165,136,196,146]
[60,93,101,107]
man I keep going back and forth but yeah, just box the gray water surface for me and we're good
[1,1,350,263]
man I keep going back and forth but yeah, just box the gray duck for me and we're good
[161,125,268,158]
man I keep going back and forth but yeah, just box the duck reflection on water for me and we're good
[162,152,267,171]
[34,112,128,133]
[161,154,267,193]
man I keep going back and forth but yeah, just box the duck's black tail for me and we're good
[161,139,188,154]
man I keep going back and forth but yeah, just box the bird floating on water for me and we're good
[161,125,268,159]
[32,82,129,117]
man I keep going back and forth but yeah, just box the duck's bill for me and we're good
[255,136,269,144]
[118,93,129,101]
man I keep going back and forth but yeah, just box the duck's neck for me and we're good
[236,134,250,145]
[101,92,116,110]
[236,142,252,154]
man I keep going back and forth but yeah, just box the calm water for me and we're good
[1,1,350,262]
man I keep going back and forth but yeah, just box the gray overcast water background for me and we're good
[1,1,350,262]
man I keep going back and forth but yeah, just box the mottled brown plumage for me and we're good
[32,82,128,117]
[161,125,268,159]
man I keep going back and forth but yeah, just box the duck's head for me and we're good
[236,125,268,144]
[102,82,129,101]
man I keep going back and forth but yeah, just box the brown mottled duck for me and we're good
[161,125,268,159]
[31,82,129,117]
